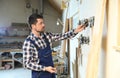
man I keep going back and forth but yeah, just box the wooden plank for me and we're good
[86,0,107,78]
[0,67,4,70]
[76,47,81,78]
[67,37,70,75]
[1,59,13,62]
[105,1,120,77]
[0,49,22,52]
[72,62,76,78]
[69,17,73,30]
[48,0,62,14]
[117,0,120,45]
[76,48,79,78]
[60,19,69,58]
[76,37,82,78]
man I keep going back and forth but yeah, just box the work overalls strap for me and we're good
[27,34,56,78]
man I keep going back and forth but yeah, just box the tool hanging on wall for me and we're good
[25,0,31,9]
[80,34,90,45]
[77,16,95,45]
[78,16,95,28]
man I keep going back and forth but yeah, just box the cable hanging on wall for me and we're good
[25,0,31,9]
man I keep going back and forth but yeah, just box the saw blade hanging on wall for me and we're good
[78,16,95,28]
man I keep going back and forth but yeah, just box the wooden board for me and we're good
[86,0,107,78]
[72,62,76,78]
[105,1,120,78]
[60,19,69,58]
[76,47,81,78]
[117,0,120,45]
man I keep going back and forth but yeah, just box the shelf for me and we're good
[0,49,22,52]
[0,51,23,69]
[52,52,58,56]
[0,36,27,38]
[54,62,64,67]
[1,59,13,62]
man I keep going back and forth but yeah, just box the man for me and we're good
[23,13,85,78]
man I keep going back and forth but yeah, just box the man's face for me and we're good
[32,18,45,32]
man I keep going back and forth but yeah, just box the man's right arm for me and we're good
[23,40,45,71]
[23,40,56,73]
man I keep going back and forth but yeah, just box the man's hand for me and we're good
[44,66,56,73]
[74,24,86,33]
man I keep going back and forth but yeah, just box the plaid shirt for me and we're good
[23,29,77,71]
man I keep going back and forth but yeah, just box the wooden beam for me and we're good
[105,0,120,78]
[60,19,69,58]
[86,0,107,78]
[117,0,120,45]
[76,47,81,78]
[48,0,62,14]
[72,62,76,78]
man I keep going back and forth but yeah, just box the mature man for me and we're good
[23,13,85,78]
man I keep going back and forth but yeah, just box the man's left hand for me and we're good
[74,25,85,33]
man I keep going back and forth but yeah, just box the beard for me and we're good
[34,28,45,34]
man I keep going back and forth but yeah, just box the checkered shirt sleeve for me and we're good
[23,29,77,71]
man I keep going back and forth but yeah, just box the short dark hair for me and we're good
[28,13,43,28]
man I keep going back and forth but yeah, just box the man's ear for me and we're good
[31,24,35,27]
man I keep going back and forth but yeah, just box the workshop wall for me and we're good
[0,0,62,47]
[63,0,106,78]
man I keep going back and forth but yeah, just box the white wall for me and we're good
[0,0,55,26]
[0,0,33,27]
[63,0,105,78]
